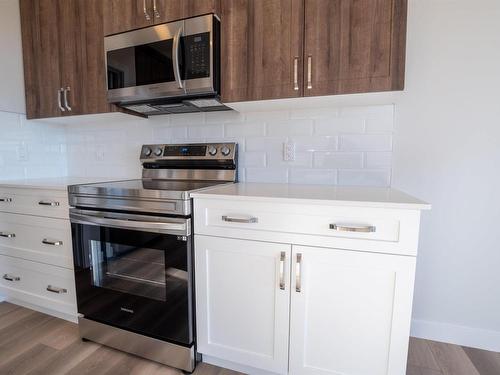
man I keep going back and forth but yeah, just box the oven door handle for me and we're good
[70,212,190,236]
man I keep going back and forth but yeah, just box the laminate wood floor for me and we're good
[1,302,499,375]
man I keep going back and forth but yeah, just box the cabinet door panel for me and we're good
[304,0,406,96]
[221,0,304,102]
[289,245,415,375]
[153,0,218,24]
[20,0,63,119]
[103,0,154,36]
[195,235,291,374]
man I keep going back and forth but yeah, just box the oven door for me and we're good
[70,209,194,347]
[105,14,216,104]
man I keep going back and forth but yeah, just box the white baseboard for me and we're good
[411,319,500,352]
[5,297,78,323]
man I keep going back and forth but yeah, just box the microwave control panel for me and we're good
[184,32,210,79]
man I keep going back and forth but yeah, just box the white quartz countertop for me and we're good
[0,177,122,191]
[190,183,431,210]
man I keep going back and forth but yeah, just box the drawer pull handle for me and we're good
[0,198,12,202]
[38,200,60,206]
[42,239,63,246]
[3,274,20,282]
[330,224,376,233]
[221,216,258,224]
[279,251,286,290]
[0,232,16,238]
[47,285,67,294]
[295,253,302,293]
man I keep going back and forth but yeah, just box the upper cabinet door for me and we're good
[220,0,304,103]
[303,0,407,96]
[289,245,416,375]
[103,0,154,36]
[20,0,64,119]
[153,0,219,24]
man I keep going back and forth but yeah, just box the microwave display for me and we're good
[107,32,211,90]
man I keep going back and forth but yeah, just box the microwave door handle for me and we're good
[172,27,184,90]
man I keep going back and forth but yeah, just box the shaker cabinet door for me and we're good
[303,0,407,96]
[20,0,64,119]
[289,245,416,375]
[220,0,304,102]
[195,235,291,374]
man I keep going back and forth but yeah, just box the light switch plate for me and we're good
[283,142,296,161]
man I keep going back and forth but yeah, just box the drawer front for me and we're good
[194,199,422,256]
[0,187,69,218]
[0,213,72,268]
[0,254,77,315]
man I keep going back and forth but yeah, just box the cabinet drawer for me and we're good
[0,254,77,316]
[194,199,422,256]
[0,187,69,218]
[0,213,72,268]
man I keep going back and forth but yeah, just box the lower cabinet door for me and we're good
[289,245,416,375]
[195,235,291,374]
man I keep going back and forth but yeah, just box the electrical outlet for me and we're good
[283,142,296,161]
[16,143,28,161]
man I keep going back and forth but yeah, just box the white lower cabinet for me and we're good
[195,235,291,374]
[195,237,416,375]
[289,245,416,375]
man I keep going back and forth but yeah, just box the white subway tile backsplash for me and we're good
[289,169,337,185]
[266,119,313,136]
[0,104,394,186]
[313,152,363,169]
[339,134,392,151]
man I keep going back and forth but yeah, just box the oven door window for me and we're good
[72,223,193,346]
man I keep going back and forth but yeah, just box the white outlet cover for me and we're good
[283,142,296,161]
[16,143,28,161]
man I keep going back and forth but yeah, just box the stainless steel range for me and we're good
[68,143,237,373]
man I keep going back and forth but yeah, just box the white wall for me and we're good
[0,0,25,114]
[65,106,395,186]
[393,0,500,351]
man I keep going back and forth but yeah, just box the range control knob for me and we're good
[143,147,152,157]
[208,146,218,156]
[154,147,163,157]
[220,146,231,156]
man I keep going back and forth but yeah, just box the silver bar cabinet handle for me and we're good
[153,0,160,18]
[172,27,184,89]
[330,224,376,233]
[221,216,258,224]
[3,274,20,282]
[279,252,286,290]
[58,88,66,111]
[295,253,302,293]
[0,198,12,202]
[293,57,299,91]
[143,0,151,20]
[63,87,72,111]
[38,200,60,206]
[307,55,312,89]
[42,239,63,246]
[47,285,67,294]
[0,232,16,238]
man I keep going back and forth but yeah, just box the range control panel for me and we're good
[140,143,237,161]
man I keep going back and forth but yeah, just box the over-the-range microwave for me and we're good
[104,14,228,116]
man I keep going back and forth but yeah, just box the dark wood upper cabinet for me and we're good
[103,0,220,36]
[303,0,407,96]
[20,0,117,119]
[220,0,304,103]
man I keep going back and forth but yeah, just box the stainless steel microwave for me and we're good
[104,14,227,115]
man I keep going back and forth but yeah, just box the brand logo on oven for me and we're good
[120,307,134,314]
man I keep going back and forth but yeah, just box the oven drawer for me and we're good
[0,213,72,268]
[0,187,69,219]
[0,254,77,316]
[194,198,422,256]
